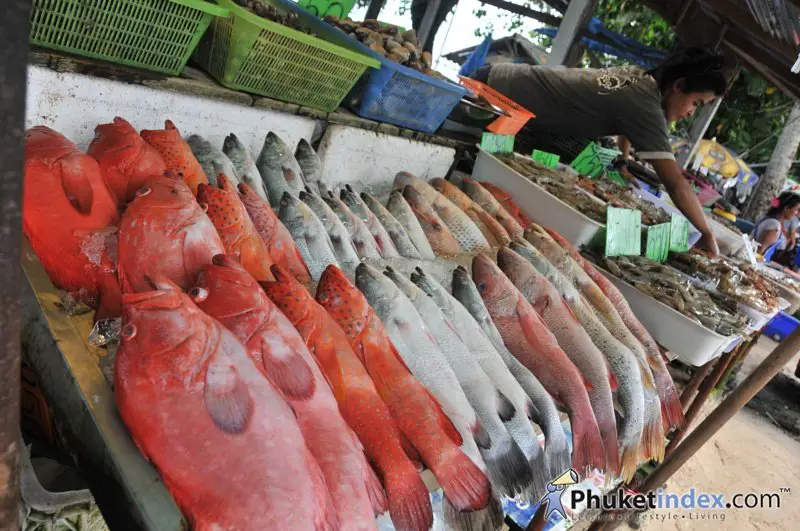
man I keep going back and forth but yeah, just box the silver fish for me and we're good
[323,192,382,260]
[386,266,533,499]
[300,188,360,266]
[394,172,491,254]
[340,186,400,258]
[257,132,305,206]
[278,192,339,281]
[354,263,487,471]
[387,190,436,260]
[187,134,239,187]
[450,265,571,482]
[223,133,268,201]
[361,192,422,259]
[412,267,548,500]
[511,237,644,481]
[295,139,332,195]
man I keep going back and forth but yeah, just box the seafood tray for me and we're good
[707,216,748,258]
[473,148,605,248]
[633,187,702,247]
[755,264,800,314]
[594,262,738,366]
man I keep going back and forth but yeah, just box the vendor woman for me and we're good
[473,47,727,254]
[752,191,800,256]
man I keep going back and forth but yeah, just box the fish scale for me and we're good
[323,192,382,260]
[361,191,423,259]
[401,185,461,258]
[141,120,208,194]
[187,134,240,187]
[341,186,400,258]
[295,139,332,195]
[278,193,339,281]
[223,133,269,201]
[461,178,524,239]
[256,132,305,207]
[386,190,437,259]
[300,189,360,266]
[512,237,645,481]
[430,178,511,248]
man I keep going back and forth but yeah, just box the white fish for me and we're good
[386,189,436,260]
[340,185,400,258]
[257,132,305,206]
[299,189,360,267]
[278,192,339,281]
[323,192,382,260]
[295,139,332,195]
[223,133,268,201]
[187,134,239,187]
[386,266,534,499]
[412,267,549,500]
[361,192,422,259]
[451,265,571,482]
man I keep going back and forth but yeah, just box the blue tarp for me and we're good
[459,35,493,77]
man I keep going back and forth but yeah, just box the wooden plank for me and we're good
[20,239,184,531]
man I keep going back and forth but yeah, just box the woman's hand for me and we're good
[698,231,720,256]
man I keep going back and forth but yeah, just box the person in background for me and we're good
[751,192,800,258]
[472,47,728,255]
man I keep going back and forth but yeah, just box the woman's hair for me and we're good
[648,47,728,96]
[766,191,800,218]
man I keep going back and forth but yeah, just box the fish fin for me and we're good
[660,385,686,431]
[382,462,433,531]
[472,420,491,450]
[483,435,535,498]
[358,445,389,515]
[204,353,252,434]
[496,391,516,422]
[435,448,492,511]
[619,441,641,483]
[443,493,504,531]
[642,409,666,464]
[94,269,122,321]
[397,430,423,468]
[566,404,606,474]
[258,336,316,401]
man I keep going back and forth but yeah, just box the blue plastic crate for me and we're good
[764,311,800,342]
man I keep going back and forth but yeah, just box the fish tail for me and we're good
[363,457,389,516]
[482,434,535,498]
[543,436,572,485]
[434,446,492,512]
[642,409,666,464]
[383,465,433,531]
[659,381,686,431]
[443,491,504,531]
[569,408,606,475]
[525,443,550,502]
[598,417,621,478]
[307,451,340,531]
[619,440,641,483]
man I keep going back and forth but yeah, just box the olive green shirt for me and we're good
[487,63,675,161]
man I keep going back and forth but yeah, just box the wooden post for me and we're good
[590,328,800,530]
[548,0,595,65]
[716,335,758,390]
[0,1,32,529]
[679,360,714,408]
[666,345,739,455]
[416,0,443,53]
[364,0,384,21]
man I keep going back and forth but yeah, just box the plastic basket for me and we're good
[458,76,535,135]
[29,0,228,75]
[764,311,800,342]
[194,0,378,112]
[298,0,356,18]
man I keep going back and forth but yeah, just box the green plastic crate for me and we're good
[194,0,379,112]
[30,0,228,75]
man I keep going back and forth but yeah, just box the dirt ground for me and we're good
[631,338,800,531]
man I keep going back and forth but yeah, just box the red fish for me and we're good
[23,126,120,311]
[117,173,224,293]
[140,120,208,195]
[472,254,605,474]
[115,277,337,530]
[316,264,492,514]
[88,117,166,206]
[480,181,533,229]
[192,256,380,529]
[262,265,429,531]
[237,182,311,284]
[545,228,684,431]
[197,174,274,282]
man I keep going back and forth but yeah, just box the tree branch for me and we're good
[478,0,563,27]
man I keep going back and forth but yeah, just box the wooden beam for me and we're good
[674,0,695,27]
[364,0,384,20]
[699,0,797,58]
[478,0,562,27]
[723,34,800,101]
[549,0,596,65]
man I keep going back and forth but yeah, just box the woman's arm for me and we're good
[649,158,719,255]
[757,229,780,251]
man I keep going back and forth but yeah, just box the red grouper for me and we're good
[316,264,502,531]
[497,246,620,476]
[526,226,665,465]
[545,228,684,432]
[237,181,311,284]
[23,126,120,317]
[117,173,224,293]
[87,116,166,206]
[191,256,378,530]
[261,265,431,531]
[114,276,337,530]
[472,254,606,475]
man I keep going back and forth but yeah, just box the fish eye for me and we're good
[199,202,209,212]
[353,319,364,332]
[189,286,209,303]
[317,292,329,303]
[136,187,151,197]
[121,323,137,339]
[476,281,488,294]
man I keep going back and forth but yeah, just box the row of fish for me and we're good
[22,116,685,530]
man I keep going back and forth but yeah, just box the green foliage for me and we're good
[594,0,675,66]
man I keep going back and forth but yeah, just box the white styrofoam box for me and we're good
[599,266,734,367]
[473,148,604,247]
[26,66,316,158]
[316,124,456,198]
[707,217,747,258]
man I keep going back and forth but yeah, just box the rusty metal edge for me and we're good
[19,238,185,531]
